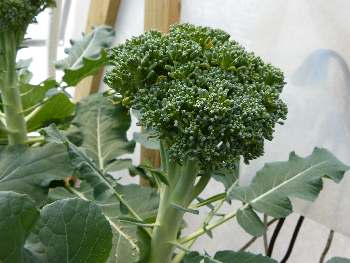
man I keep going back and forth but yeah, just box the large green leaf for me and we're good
[26,93,75,132]
[0,191,113,263]
[45,125,158,262]
[49,182,159,263]
[182,250,277,263]
[73,93,135,173]
[17,58,75,132]
[0,191,39,263]
[0,143,73,205]
[213,251,277,263]
[20,79,59,113]
[28,197,113,263]
[327,258,350,263]
[229,148,349,236]
[56,26,115,86]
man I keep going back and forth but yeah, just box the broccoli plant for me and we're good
[0,0,56,144]
[104,24,287,262]
[0,2,349,262]
[104,24,349,263]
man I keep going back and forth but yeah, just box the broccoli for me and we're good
[0,0,55,144]
[0,0,55,34]
[105,24,287,170]
[105,24,287,263]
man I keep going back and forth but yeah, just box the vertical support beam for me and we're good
[144,0,181,32]
[74,0,121,101]
[141,0,181,185]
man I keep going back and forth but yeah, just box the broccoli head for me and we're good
[105,24,287,170]
[0,0,55,33]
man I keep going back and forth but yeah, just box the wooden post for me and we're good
[74,0,121,101]
[141,0,181,185]
[144,0,181,32]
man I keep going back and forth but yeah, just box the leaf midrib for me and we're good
[248,160,327,207]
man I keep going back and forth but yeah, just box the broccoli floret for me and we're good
[0,0,55,33]
[105,24,287,170]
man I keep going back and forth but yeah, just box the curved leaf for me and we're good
[56,26,115,86]
[26,93,75,132]
[28,198,113,263]
[0,191,39,263]
[0,143,73,206]
[327,258,350,263]
[49,182,159,263]
[0,192,113,263]
[20,79,59,113]
[214,250,277,263]
[73,93,135,173]
[182,250,277,263]
[229,148,349,236]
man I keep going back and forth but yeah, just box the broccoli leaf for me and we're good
[229,148,349,236]
[0,191,113,263]
[26,93,75,132]
[20,79,59,113]
[72,93,135,173]
[327,258,350,263]
[0,191,39,263]
[182,250,277,263]
[0,143,72,206]
[56,26,115,86]
[49,182,159,263]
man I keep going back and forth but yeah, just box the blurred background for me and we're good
[22,0,350,261]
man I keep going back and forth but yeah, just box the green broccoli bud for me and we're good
[105,23,287,170]
[0,0,55,33]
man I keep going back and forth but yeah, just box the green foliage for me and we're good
[183,250,277,263]
[105,23,287,170]
[49,182,159,263]
[229,148,349,236]
[72,93,135,172]
[56,26,115,86]
[26,93,75,131]
[45,115,158,263]
[327,258,350,263]
[0,15,349,262]
[0,191,38,263]
[0,0,55,32]
[0,143,72,206]
[0,191,113,263]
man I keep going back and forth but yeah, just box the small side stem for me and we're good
[171,199,225,263]
[189,173,211,202]
[179,209,238,244]
[239,218,278,251]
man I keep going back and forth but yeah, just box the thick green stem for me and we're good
[149,144,200,263]
[0,31,27,145]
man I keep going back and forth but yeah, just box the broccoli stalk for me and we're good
[105,24,287,263]
[0,0,55,144]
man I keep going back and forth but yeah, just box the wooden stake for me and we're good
[74,0,121,101]
[141,0,181,185]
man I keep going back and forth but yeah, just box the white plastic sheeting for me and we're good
[181,0,350,237]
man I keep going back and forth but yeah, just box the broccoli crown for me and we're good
[0,0,55,32]
[105,24,287,170]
